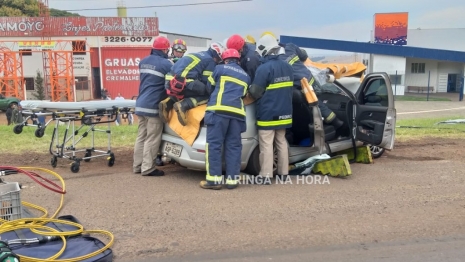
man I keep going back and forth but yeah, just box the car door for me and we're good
[353,72,396,150]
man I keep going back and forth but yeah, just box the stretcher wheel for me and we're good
[13,125,23,134]
[70,162,80,173]
[51,156,57,168]
[84,151,92,162]
[35,128,45,138]
[107,153,115,167]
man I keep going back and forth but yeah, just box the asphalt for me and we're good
[395,100,465,119]
[145,235,465,262]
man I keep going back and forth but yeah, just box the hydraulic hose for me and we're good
[0,166,114,262]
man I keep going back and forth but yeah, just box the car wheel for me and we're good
[369,145,385,159]
[245,146,278,176]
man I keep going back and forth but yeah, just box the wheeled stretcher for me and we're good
[13,100,136,173]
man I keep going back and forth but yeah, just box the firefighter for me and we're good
[133,36,173,177]
[226,34,261,82]
[280,43,344,130]
[170,38,187,63]
[158,42,225,126]
[200,48,251,190]
[247,33,294,184]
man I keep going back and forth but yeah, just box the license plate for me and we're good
[164,142,182,158]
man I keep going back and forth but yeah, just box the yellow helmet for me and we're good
[260,31,277,39]
[244,35,256,44]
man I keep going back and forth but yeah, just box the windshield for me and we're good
[313,82,344,95]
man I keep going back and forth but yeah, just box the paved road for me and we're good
[395,101,465,120]
[147,235,465,262]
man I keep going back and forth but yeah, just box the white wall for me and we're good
[408,28,465,52]
[371,55,406,95]
[404,58,438,93]
[372,55,406,75]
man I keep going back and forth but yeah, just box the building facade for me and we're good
[0,17,211,101]
[369,28,465,95]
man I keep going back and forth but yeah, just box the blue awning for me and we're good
[280,35,465,63]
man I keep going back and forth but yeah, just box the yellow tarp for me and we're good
[304,58,366,79]
[167,104,207,146]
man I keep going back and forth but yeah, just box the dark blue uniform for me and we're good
[249,55,294,130]
[240,43,261,82]
[165,50,217,108]
[280,43,337,124]
[135,49,173,117]
[204,62,250,186]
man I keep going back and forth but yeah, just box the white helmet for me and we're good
[256,33,280,57]
[209,41,225,60]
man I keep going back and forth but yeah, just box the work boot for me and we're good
[142,169,165,176]
[225,183,238,190]
[331,118,344,130]
[199,181,222,190]
[173,101,189,126]
[159,97,175,123]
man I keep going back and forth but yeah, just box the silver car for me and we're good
[160,72,396,175]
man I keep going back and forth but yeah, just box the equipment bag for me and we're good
[0,215,113,262]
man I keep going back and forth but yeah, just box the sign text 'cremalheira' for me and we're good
[104,57,141,81]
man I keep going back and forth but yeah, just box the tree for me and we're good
[32,70,46,100]
[0,0,81,17]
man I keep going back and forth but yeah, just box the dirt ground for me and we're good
[1,102,465,261]
[0,137,464,261]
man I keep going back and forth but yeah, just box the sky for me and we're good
[49,0,465,56]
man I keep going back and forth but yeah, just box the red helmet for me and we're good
[222,48,240,60]
[226,34,245,51]
[152,36,170,50]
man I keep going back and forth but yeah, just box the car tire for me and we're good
[369,145,385,159]
[245,146,278,176]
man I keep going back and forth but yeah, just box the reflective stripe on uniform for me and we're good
[135,107,159,114]
[267,81,293,90]
[165,74,174,81]
[206,142,223,183]
[139,68,165,78]
[206,76,248,116]
[203,71,213,77]
[257,118,292,127]
[309,77,314,86]
[288,55,299,65]
[181,54,201,78]
[208,75,215,86]
[325,112,336,123]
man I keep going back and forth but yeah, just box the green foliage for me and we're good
[396,116,465,140]
[0,0,81,17]
[32,70,46,100]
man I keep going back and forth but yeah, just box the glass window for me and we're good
[363,78,388,107]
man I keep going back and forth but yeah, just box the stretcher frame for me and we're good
[13,100,136,173]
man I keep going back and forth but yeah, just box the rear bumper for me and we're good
[160,133,258,172]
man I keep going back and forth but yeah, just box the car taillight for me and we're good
[196,149,205,153]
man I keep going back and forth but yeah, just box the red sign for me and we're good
[100,47,151,99]
[0,17,159,37]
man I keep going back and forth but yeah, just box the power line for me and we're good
[60,0,252,12]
